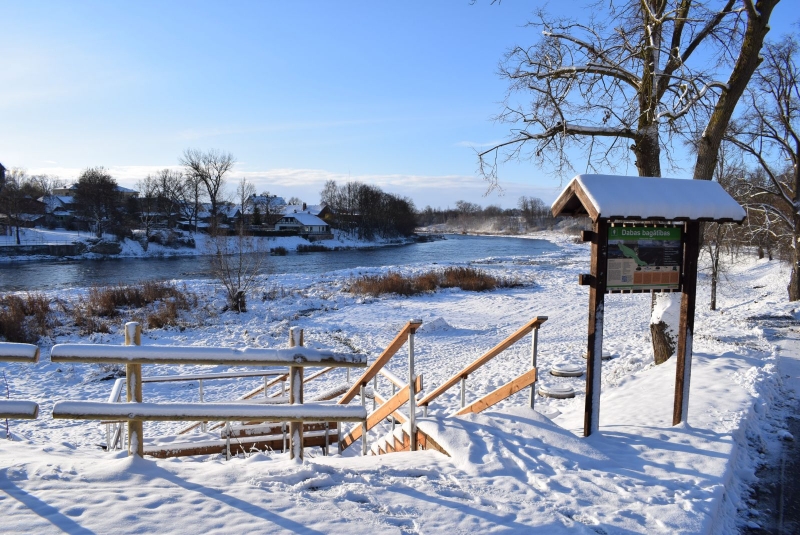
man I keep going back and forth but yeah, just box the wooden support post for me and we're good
[408,320,420,451]
[530,326,539,409]
[289,327,304,461]
[124,322,144,457]
[674,221,700,425]
[584,220,608,437]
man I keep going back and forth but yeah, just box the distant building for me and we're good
[275,212,332,237]
[0,162,6,192]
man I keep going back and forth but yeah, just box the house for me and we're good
[38,194,77,227]
[274,211,332,238]
[281,203,331,220]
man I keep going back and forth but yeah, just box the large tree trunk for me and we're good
[693,0,778,180]
[791,220,800,301]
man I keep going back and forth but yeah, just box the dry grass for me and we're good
[347,267,520,297]
[71,281,196,335]
[0,293,55,344]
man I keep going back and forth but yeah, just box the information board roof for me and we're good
[551,174,746,223]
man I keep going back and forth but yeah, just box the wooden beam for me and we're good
[339,375,422,451]
[50,344,367,368]
[125,322,144,458]
[452,368,537,416]
[52,401,368,422]
[338,320,422,405]
[418,316,547,409]
[674,221,700,425]
[584,220,608,437]
[0,342,40,363]
[0,400,39,419]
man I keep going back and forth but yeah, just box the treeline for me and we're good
[416,196,557,232]
[320,180,416,239]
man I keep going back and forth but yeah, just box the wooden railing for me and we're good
[418,316,547,415]
[337,320,424,452]
[50,322,367,460]
[0,342,40,420]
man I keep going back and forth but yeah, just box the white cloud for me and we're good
[26,164,559,210]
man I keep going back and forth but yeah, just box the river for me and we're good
[0,234,561,292]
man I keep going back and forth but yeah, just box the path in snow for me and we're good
[743,316,800,535]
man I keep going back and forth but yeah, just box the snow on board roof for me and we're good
[551,174,746,223]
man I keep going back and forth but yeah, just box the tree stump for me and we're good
[650,321,675,365]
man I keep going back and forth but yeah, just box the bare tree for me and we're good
[693,0,780,180]
[180,149,235,233]
[153,169,185,229]
[135,175,161,250]
[236,177,256,229]
[211,232,266,312]
[480,0,778,185]
[726,35,800,298]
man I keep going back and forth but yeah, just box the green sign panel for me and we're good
[607,226,682,292]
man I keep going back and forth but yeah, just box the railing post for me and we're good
[392,383,397,432]
[460,376,467,408]
[225,422,231,461]
[199,379,206,432]
[408,319,420,451]
[289,327,304,462]
[124,322,144,458]
[530,325,539,409]
[372,375,377,411]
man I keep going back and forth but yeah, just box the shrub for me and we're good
[69,281,195,335]
[346,267,520,297]
[0,293,54,343]
[440,267,498,291]
[270,246,288,256]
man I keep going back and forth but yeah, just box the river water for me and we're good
[0,234,560,292]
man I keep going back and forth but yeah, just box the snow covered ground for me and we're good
[0,233,795,533]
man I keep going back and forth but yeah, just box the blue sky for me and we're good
[2,1,797,209]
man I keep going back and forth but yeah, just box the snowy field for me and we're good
[0,233,794,534]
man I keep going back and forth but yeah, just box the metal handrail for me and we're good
[104,369,289,451]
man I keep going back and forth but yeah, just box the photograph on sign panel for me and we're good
[606,226,682,291]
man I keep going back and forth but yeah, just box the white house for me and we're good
[275,212,331,235]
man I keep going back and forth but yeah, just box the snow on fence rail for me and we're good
[0,342,40,362]
[50,344,366,367]
[52,401,367,423]
[0,342,40,420]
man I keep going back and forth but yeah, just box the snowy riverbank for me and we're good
[0,227,414,263]
[0,234,795,533]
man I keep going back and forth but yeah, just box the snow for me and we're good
[0,231,794,533]
[0,342,39,361]
[50,343,367,366]
[52,401,367,421]
[555,174,747,221]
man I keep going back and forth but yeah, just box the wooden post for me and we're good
[584,220,608,437]
[530,326,539,409]
[408,320,420,451]
[674,221,700,425]
[289,327,304,461]
[124,322,144,457]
